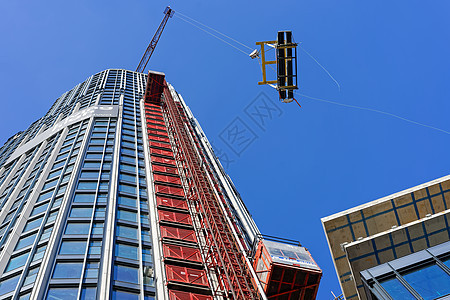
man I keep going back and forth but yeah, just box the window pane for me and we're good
[70,207,93,218]
[52,262,83,279]
[81,287,96,300]
[0,274,20,296]
[119,184,136,195]
[46,288,78,300]
[118,196,137,207]
[117,226,137,239]
[78,181,98,190]
[112,290,139,300]
[380,277,415,300]
[403,263,450,300]
[15,234,36,251]
[84,162,101,169]
[65,223,90,235]
[118,210,137,222]
[114,265,139,284]
[59,241,87,255]
[80,171,99,179]
[31,203,49,216]
[24,217,43,232]
[74,193,95,203]
[120,173,136,183]
[116,244,138,260]
[5,252,29,272]
[37,190,54,203]
[85,262,99,278]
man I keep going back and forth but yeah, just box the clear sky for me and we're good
[1,0,450,298]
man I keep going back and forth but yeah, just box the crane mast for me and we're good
[136,6,174,73]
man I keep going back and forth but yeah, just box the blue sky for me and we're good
[1,0,450,298]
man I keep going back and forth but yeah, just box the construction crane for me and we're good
[136,6,175,73]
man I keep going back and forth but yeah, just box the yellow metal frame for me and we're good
[256,41,277,85]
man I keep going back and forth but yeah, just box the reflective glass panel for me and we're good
[117,226,138,239]
[403,263,450,300]
[114,264,139,284]
[81,287,96,300]
[118,196,137,207]
[118,209,137,222]
[52,262,83,278]
[112,290,139,300]
[65,223,90,235]
[116,243,138,260]
[46,288,78,300]
[78,181,98,190]
[74,193,95,203]
[380,277,415,300]
[15,234,36,250]
[5,252,29,272]
[70,207,93,218]
[59,240,87,255]
[0,274,20,296]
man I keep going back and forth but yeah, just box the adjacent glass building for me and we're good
[0,69,321,300]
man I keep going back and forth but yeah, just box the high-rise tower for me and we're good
[0,69,321,300]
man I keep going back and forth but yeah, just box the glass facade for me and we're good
[0,68,266,300]
[361,241,450,300]
[0,70,155,299]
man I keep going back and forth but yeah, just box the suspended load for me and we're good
[252,31,298,103]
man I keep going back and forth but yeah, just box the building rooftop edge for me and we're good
[321,174,450,222]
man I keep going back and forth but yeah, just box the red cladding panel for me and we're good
[149,135,171,144]
[148,129,168,137]
[153,164,178,175]
[154,174,182,185]
[149,141,172,150]
[157,196,188,210]
[165,265,209,287]
[155,184,185,197]
[169,290,212,300]
[150,148,174,157]
[151,155,175,166]
[160,226,197,243]
[147,119,165,126]
[159,210,192,225]
[163,244,202,263]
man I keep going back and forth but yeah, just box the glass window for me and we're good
[32,244,47,261]
[31,203,49,216]
[140,214,149,226]
[116,243,138,260]
[52,160,66,170]
[380,277,415,300]
[88,145,103,151]
[84,162,101,169]
[120,163,136,173]
[90,138,105,145]
[117,226,138,240]
[142,248,152,262]
[74,193,96,203]
[15,234,36,251]
[95,207,106,218]
[46,288,78,300]
[97,194,108,203]
[47,169,62,180]
[65,223,90,235]
[112,290,139,300]
[92,223,104,235]
[80,171,100,179]
[23,267,39,286]
[78,181,98,190]
[118,209,137,222]
[403,263,450,300]
[70,207,93,218]
[85,262,99,278]
[119,184,136,195]
[0,274,20,296]
[42,179,58,191]
[89,241,102,255]
[40,227,52,241]
[37,190,54,203]
[52,262,83,279]
[59,240,87,255]
[46,211,58,224]
[120,173,136,183]
[81,287,96,300]
[5,252,29,272]
[19,292,30,300]
[114,264,139,284]
[118,196,137,207]
[24,217,43,232]
[142,230,151,243]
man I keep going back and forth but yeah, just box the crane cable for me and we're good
[174,10,450,136]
